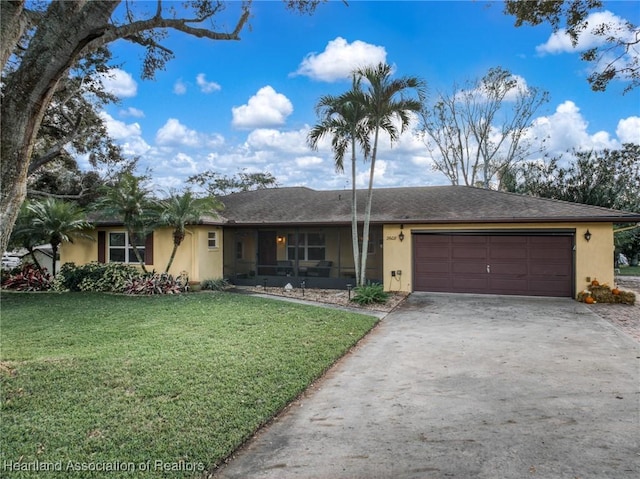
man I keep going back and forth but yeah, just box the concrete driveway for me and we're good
[214,293,639,479]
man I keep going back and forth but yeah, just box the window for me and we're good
[109,232,145,263]
[208,231,218,249]
[287,233,325,261]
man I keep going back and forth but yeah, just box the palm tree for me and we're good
[308,77,371,286]
[27,198,93,276]
[159,190,221,273]
[96,173,157,273]
[9,202,47,272]
[355,63,426,284]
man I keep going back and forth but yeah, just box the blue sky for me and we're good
[96,0,640,192]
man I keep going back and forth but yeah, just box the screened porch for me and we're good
[222,225,383,289]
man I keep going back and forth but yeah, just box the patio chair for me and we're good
[307,260,333,277]
[276,260,294,276]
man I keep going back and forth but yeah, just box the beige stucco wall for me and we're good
[60,230,98,266]
[59,225,224,282]
[382,222,615,297]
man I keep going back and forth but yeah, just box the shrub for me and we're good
[351,282,389,305]
[200,277,230,291]
[124,273,188,295]
[54,262,139,292]
[1,264,52,291]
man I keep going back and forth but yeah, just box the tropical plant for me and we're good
[355,63,426,285]
[25,198,93,276]
[200,277,231,291]
[96,173,158,273]
[308,76,371,286]
[158,190,221,273]
[1,263,52,291]
[124,272,188,295]
[8,202,46,273]
[54,261,139,292]
[351,282,389,305]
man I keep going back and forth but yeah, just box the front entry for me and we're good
[257,231,277,275]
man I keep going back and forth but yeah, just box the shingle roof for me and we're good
[215,185,640,226]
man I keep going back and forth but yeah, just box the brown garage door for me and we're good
[413,234,574,297]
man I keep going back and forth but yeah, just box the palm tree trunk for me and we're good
[27,247,44,274]
[165,243,179,273]
[359,126,380,285]
[50,243,58,276]
[350,142,361,286]
[127,230,148,274]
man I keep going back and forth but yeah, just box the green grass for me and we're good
[617,265,640,276]
[0,292,378,478]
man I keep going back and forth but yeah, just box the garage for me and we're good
[413,233,574,297]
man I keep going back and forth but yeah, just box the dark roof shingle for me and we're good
[217,185,640,225]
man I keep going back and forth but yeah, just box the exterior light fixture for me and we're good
[584,230,592,242]
[276,236,285,244]
[398,224,405,242]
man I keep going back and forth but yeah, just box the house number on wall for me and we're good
[386,235,397,240]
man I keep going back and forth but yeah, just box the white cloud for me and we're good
[293,37,387,82]
[173,79,187,95]
[99,111,151,156]
[156,118,200,147]
[529,100,618,154]
[295,156,323,168]
[100,112,142,139]
[98,68,137,98]
[246,128,309,154]
[232,86,293,129]
[616,116,640,144]
[196,73,221,93]
[119,107,145,118]
[167,152,198,174]
[536,11,637,55]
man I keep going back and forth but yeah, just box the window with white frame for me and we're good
[208,231,218,249]
[287,233,325,261]
[108,232,145,263]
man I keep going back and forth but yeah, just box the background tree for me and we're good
[187,169,279,196]
[159,191,221,273]
[1,0,324,255]
[96,173,158,273]
[356,63,426,285]
[308,77,371,286]
[26,198,93,276]
[420,67,548,189]
[511,143,640,263]
[504,0,639,93]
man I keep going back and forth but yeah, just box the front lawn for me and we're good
[0,292,378,478]
[617,265,640,276]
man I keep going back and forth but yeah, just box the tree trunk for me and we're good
[27,247,44,273]
[127,229,148,274]
[0,1,119,254]
[50,242,58,277]
[350,141,361,286]
[359,126,381,286]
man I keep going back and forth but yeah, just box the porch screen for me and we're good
[287,233,325,261]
